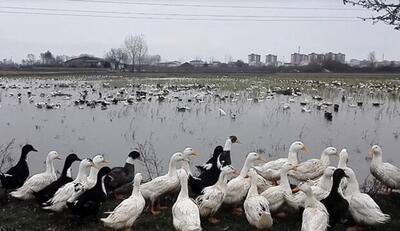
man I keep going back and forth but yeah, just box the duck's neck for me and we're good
[131,180,141,197]
[329,178,342,196]
[280,169,291,192]
[319,174,332,191]
[287,150,298,164]
[94,175,106,195]
[345,177,360,195]
[215,171,229,188]
[239,159,253,177]
[126,157,135,165]
[18,150,29,163]
[371,153,382,165]
[167,158,178,177]
[181,161,192,176]
[76,166,90,181]
[223,139,232,151]
[305,191,319,207]
[45,157,56,175]
[338,156,347,168]
[320,153,330,166]
[247,177,259,198]
[177,178,189,199]
[60,161,71,178]
[88,167,99,182]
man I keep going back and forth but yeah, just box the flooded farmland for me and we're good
[1,74,400,182]
[1,73,400,230]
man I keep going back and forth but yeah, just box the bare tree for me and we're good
[105,48,128,70]
[368,51,377,67]
[27,54,36,65]
[343,0,400,30]
[123,34,148,72]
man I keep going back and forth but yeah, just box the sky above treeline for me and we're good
[1,0,399,63]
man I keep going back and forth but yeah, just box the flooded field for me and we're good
[1,73,400,230]
[1,73,400,181]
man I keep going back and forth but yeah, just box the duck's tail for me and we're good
[10,185,33,200]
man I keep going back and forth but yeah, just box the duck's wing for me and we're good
[349,193,390,223]
[302,208,328,231]
[381,162,400,184]
[48,183,75,204]
[196,187,224,208]
[289,159,324,180]
[244,195,271,220]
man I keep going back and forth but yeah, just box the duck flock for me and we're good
[0,136,398,231]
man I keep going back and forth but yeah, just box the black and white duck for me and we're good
[321,168,349,231]
[34,153,81,204]
[0,144,37,190]
[68,166,112,217]
[104,151,140,192]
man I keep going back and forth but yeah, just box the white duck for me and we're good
[86,154,109,188]
[140,151,189,215]
[337,148,349,194]
[289,147,337,181]
[285,166,335,209]
[172,169,201,231]
[254,141,308,182]
[299,181,329,231]
[10,151,60,200]
[223,152,263,214]
[196,165,236,224]
[368,145,400,193]
[101,173,145,230]
[344,167,390,225]
[244,168,273,230]
[43,158,94,212]
[260,162,297,213]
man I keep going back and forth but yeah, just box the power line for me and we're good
[0,6,357,19]
[0,10,361,22]
[66,0,365,11]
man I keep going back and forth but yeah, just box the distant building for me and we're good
[336,53,346,64]
[291,53,309,66]
[158,61,181,67]
[189,60,205,67]
[64,56,109,68]
[308,53,325,65]
[248,53,261,66]
[265,54,278,66]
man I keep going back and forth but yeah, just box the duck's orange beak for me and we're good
[302,145,310,154]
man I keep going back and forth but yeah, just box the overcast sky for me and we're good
[1,0,399,63]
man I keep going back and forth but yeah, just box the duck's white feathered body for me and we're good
[173,169,201,231]
[344,167,390,225]
[43,158,92,212]
[299,182,329,231]
[289,147,337,181]
[10,151,59,200]
[254,141,307,181]
[369,145,400,190]
[101,173,145,230]
[196,166,235,217]
[244,169,273,230]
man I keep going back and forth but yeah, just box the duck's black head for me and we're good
[98,166,112,178]
[65,153,81,164]
[22,144,37,154]
[333,168,349,183]
[128,151,141,159]
[229,136,239,143]
[213,146,223,157]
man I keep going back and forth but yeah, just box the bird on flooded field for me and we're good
[285,166,335,209]
[68,167,112,217]
[10,151,61,200]
[321,168,349,231]
[261,162,297,214]
[244,168,273,231]
[196,165,237,224]
[0,144,37,191]
[224,152,264,215]
[189,136,238,195]
[254,141,308,183]
[172,169,202,231]
[101,173,145,230]
[34,153,81,204]
[104,151,141,194]
[299,181,329,231]
[368,145,400,194]
[344,167,390,227]
[288,147,338,181]
[42,158,94,212]
[139,151,191,215]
